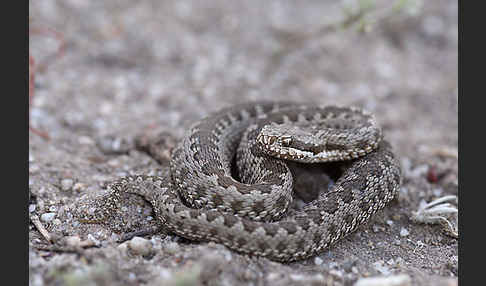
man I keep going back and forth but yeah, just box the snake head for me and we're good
[256,121,381,163]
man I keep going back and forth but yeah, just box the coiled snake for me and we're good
[79,101,401,262]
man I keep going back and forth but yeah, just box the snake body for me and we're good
[80,101,401,262]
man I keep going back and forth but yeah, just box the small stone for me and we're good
[128,273,136,281]
[314,257,323,265]
[65,236,82,247]
[329,269,343,279]
[72,183,85,192]
[163,241,180,255]
[61,179,74,191]
[29,164,40,173]
[78,136,95,145]
[267,272,281,281]
[118,242,129,253]
[386,220,394,226]
[97,135,133,155]
[395,257,405,266]
[433,188,443,197]
[354,274,411,286]
[373,260,390,275]
[127,237,153,256]
[87,234,101,246]
[29,204,36,213]
[400,228,409,237]
[40,212,56,222]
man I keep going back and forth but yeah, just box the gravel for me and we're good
[29,0,458,285]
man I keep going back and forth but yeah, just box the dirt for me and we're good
[29,1,458,285]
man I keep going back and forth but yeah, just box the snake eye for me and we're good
[280,137,292,147]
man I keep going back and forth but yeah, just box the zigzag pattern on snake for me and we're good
[77,101,401,262]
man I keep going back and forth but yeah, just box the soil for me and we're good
[29,1,458,285]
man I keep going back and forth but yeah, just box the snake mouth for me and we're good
[257,133,322,161]
[257,133,377,162]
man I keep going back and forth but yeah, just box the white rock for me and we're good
[61,179,74,191]
[314,257,323,265]
[163,241,180,255]
[400,228,409,237]
[40,212,56,222]
[65,236,82,247]
[128,237,153,256]
[354,274,411,286]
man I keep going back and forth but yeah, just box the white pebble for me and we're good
[117,242,129,253]
[128,237,153,256]
[72,183,85,192]
[354,274,411,286]
[40,212,56,222]
[65,236,82,247]
[163,241,180,255]
[29,204,36,213]
[61,179,74,191]
[87,234,101,246]
[78,136,95,145]
[373,261,390,275]
[314,257,323,265]
[400,228,409,237]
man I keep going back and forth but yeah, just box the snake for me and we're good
[77,101,401,262]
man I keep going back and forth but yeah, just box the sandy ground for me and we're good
[29,1,458,285]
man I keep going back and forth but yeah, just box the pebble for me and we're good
[372,260,391,275]
[29,164,40,173]
[128,272,136,281]
[314,257,323,265]
[97,135,133,155]
[354,274,411,286]
[163,241,181,255]
[61,179,74,191]
[400,228,409,237]
[65,236,82,247]
[29,204,36,213]
[40,212,56,222]
[78,135,95,145]
[73,182,85,192]
[117,242,129,253]
[127,237,153,256]
[329,269,343,279]
[87,234,101,246]
[432,188,443,196]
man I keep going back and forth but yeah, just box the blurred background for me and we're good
[29,1,458,285]
[29,0,457,153]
